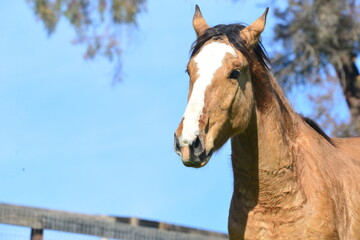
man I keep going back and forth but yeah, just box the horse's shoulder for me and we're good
[333,136,360,149]
[333,137,360,165]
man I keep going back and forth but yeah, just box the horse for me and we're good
[174,6,360,240]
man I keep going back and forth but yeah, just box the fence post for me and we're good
[31,229,43,240]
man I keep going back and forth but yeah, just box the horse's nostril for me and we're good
[193,136,200,149]
[192,136,204,157]
[174,134,181,154]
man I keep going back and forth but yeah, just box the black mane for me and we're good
[302,117,335,146]
[190,24,269,70]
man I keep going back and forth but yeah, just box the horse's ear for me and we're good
[240,8,269,46]
[193,5,209,37]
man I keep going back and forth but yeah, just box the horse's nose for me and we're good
[174,133,206,164]
[174,133,213,168]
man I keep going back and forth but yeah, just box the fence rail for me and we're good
[0,203,228,240]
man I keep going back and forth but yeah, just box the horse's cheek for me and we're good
[231,85,254,132]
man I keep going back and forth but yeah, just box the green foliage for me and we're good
[30,0,62,34]
[273,0,360,86]
[272,0,360,136]
[27,0,146,79]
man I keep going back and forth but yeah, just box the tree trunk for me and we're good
[336,56,360,135]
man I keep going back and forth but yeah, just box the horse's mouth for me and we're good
[181,149,213,168]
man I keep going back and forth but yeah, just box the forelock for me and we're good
[190,24,269,70]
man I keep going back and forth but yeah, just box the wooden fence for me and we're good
[0,203,228,240]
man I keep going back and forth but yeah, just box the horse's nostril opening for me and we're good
[193,136,201,149]
[192,136,204,156]
[174,134,181,154]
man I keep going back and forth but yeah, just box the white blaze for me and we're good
[180,42,236,145]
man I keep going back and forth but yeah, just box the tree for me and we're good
[272,0,360,136]
[27,0,146,80]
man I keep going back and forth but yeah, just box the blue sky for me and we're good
[0,0,353,236]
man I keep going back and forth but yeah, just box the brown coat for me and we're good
[175,6,360,239]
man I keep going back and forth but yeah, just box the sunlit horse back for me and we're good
[174,5,360,239]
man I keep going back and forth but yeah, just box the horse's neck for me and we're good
[231,74,305,209]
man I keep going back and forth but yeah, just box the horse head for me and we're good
[174,6,269,168]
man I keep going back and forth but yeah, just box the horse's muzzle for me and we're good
[174,134,212,168]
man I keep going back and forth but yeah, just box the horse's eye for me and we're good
[229,69,241,79]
